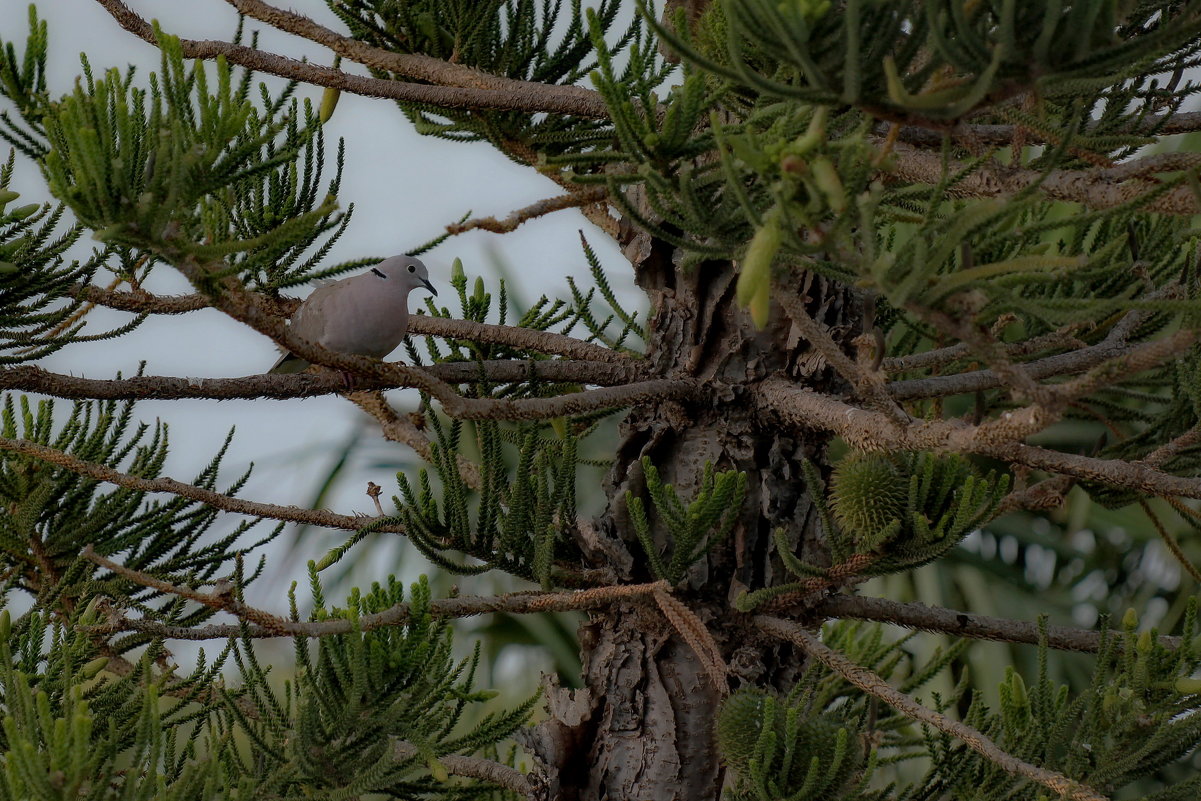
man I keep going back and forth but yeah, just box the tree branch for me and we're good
[72,281,634,364]
[347,390,483,490]
[774,278,909,424]
[95,0,611,118]
[892,111,1201,148]
[814,594,1181,653]
[390,740,535,798]
[888,141,1201,214]
[147,251,681,421]
[881,328,1085,375]
[755,616,1109,801]
[754,378,1201,499]
[2,437,402,532]
[446,189,609,235]
[0,360,648,402]
[79,558,670,639]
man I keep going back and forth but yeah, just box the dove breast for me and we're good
[290,271,412,359]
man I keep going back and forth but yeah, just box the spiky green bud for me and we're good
[717,687,770,767]
[830,452,907,545]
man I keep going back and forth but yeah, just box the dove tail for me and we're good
[269,352,311,374]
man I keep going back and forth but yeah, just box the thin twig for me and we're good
[774,280,909,425]
[80,568,672,640]
[755,616,1109,801]
[447,189,608,235]
[3,437,401,533]
[1137,498,1201,584]
[1141,425,1201,468]
[390,740,534,798]
[813,594,1180,653]
[348,390,483,490]
[881,328,1085,375]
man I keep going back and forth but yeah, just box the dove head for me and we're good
[370,255,438,297]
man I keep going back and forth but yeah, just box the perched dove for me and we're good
[269,255,437,374]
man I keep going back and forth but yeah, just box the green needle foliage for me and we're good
[0,394,279,641]
[213,572,536,798]
[902,607,1201,800]
[627,457,747,584]
[718,620,969,801]
[0,155,143,364]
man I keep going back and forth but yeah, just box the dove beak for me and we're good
[421,278,438,296]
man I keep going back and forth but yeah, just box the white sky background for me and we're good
[2,1,640,606]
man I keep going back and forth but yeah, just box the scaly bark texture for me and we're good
[524,225,859,799]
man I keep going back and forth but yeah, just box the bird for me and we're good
[269,255,437,374]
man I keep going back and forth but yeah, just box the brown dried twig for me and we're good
[774,280,909,425]
[653,587,729,694]
[447,189,608,235]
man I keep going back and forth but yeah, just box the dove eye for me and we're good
[408,264,416,273]
[371,267,387,278]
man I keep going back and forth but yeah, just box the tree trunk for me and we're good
[524,227,859,800]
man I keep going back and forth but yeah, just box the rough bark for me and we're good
[523,222,859,799]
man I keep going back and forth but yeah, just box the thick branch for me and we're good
[754,379,1201,499]
[73,282,633,364]
[893,111,1201,147]
[1,437,399,532]
[95,0,610,118]
[814,595,1180,653]
[887,332,1142,399]
[0,361,647,402]
[756,616,1109,801]
[888,142,1201,214]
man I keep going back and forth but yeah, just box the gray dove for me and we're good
[270,255,437,374]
